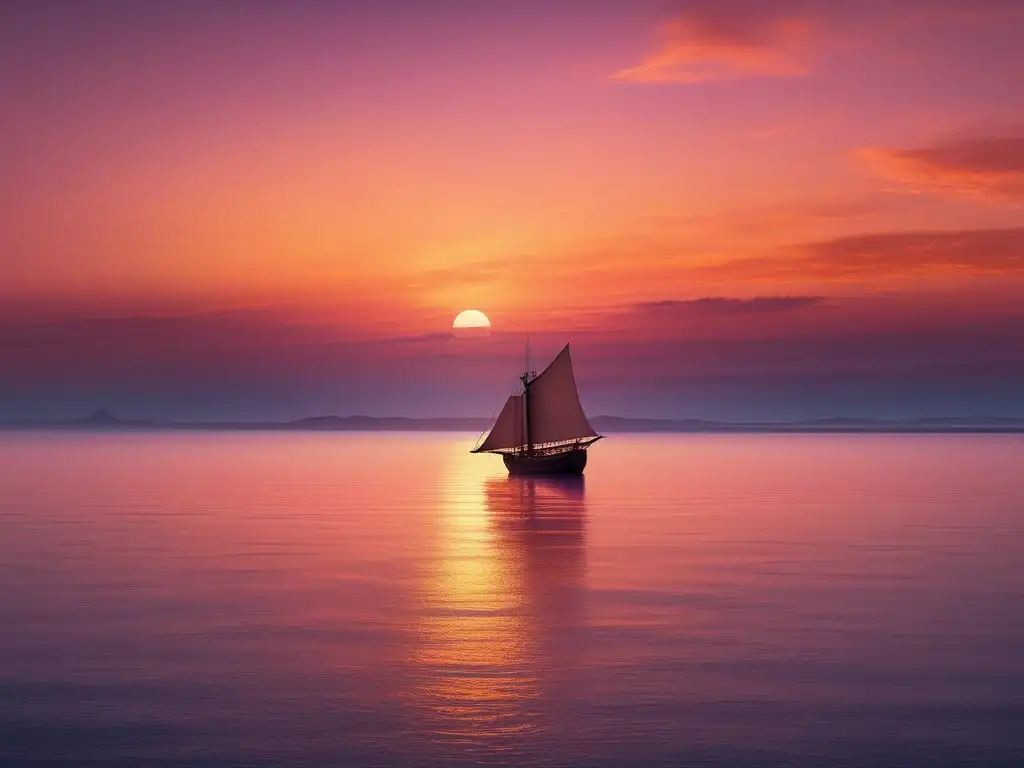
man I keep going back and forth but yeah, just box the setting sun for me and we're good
[453,310,491,329]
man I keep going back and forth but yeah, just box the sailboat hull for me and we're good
[503,448,588,476]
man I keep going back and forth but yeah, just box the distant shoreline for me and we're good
[3,411,1023,434]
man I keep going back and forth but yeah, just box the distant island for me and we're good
[2,409,1023,433]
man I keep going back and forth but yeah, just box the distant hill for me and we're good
[3,408,155,429]
[591,416,722,432]
[2,411,1023,433]
[590,415,1024,433]
[76,408,154,427]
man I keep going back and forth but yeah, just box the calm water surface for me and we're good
[1,433,1022,766]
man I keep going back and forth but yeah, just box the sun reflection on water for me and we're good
[410,449,587,756]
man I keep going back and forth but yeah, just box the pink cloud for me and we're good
[611,2,816,84]
[858,136,1024,204]
[611,0,1024,86]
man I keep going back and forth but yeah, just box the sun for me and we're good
[453,309,491,338]
[453,309,491,329]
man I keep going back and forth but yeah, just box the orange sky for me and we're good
[2,0,1023,419]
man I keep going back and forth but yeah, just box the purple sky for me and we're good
[2,0,1023,420]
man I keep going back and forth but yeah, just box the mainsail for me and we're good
[473,344,599,454]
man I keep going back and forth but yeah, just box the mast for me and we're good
[522,336,533,456]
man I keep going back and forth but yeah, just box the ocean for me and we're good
[1,432,1021,767]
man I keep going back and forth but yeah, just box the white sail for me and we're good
[474,394,524,452]
[526,345,599,446]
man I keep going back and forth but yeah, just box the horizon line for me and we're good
[2,410,1023,434]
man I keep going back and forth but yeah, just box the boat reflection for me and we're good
[410,465,587,756]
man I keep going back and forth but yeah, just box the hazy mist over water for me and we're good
[1,432,1022,767]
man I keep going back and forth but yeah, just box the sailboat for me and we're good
[472,343,603,475]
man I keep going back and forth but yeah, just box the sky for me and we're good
[2,0,1023,421]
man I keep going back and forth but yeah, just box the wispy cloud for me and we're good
[634,296,825,315]
[736,227,1024,280]
[403,226,1024,317]
[611,0,1023,86]
[858,135,1024,204]
[611,1,816,84]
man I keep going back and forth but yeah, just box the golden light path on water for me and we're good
[410,445,587,757]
